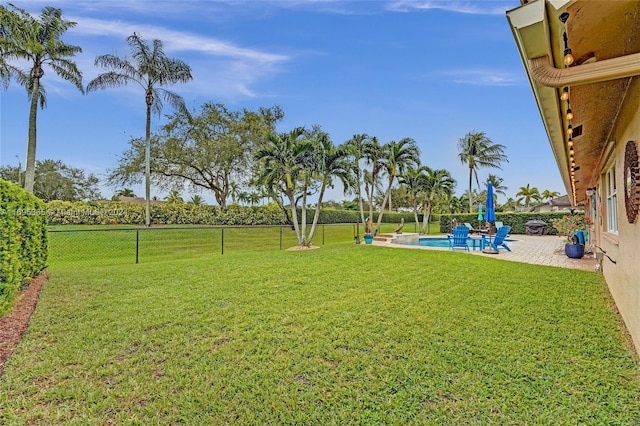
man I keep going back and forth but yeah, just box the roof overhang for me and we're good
[506,0,640,204]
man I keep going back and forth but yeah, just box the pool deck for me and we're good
[370,233,598,271]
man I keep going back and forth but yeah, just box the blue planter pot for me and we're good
[565,243,585,259]
[364,234,374,245]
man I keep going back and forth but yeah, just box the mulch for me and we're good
[0,271,48,376]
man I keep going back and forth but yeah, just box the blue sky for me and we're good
[0,0,563,204]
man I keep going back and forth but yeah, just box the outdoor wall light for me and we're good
[560,86,570,101]
[559,12,574,66]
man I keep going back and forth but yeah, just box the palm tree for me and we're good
[188,195,205,205]
[344,134,370,236]
[486,174,507,198]
[254,127,311,245]
[375,138,420,233]
[541,189,560,202]
[306,132,351,245]
[398,166,428,227]
[116,188,136,197]
[164,190,184,204]
[362,136,385,232]
[418,168,455,234]
[87,33,192,227]
[0,5,84,193]
[516,183,541,208]
[457,132,508,213]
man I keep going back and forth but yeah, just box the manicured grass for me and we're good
[1,244,639,424]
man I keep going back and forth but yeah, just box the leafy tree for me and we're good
[457,132,508,212]
[516,183,541,208]
[87,33,192,226]
[0,5,83,193]
[116,188,136,197]
[1,160,101,201]
[107,103,281,208]
[375,138,420,234]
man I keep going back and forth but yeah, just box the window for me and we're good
[606,162,618,233]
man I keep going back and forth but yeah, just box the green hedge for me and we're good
[439,212,581,235]
[1,179,48,316]
[46,200,423,226]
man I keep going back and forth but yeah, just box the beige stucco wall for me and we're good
[598,77,640,355]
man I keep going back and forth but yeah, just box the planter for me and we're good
[565,243,585,259]
[363,234,374,245]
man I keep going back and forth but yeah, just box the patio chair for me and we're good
[448,226,470,251]
[494,221,504,229]
[490,226,512,252]
[463,222,482,234]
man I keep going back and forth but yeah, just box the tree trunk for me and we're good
[145,93,153,227]
[24,78,41,193]
[307,182,327,245]
[468,166,473,213]
[288,192,302,245]
[375,175,394,234]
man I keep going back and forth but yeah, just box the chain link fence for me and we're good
[47,224,368,267]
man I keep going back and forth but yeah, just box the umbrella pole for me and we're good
[483,222,499,254]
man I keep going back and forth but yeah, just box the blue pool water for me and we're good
[402,237,515,249]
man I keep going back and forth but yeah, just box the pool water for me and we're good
[402,237,515,249]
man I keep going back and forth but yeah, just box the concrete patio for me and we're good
[371,233,598,271]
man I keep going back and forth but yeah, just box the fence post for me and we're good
[322,224,325,245]
[221,227,224,255]
[280,226,283,250]
[135,229,139,264]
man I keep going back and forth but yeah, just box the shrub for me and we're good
[0,179,48,316]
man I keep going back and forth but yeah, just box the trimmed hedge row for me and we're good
[46,200,419,226]
[1,179,48,316]
[439,212,580,235]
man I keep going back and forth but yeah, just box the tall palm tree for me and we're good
[375,138,420,233]
[344,134,370,235]
[516,183,541,208]
[254,127,311,245]
[398,166,428,227]
[486,174,507,198]
[0,5,83,192]
[362,136,385,231]
[457,131,508,213]
[418,168,455,234]
[306,132,351,245]
[188,195,205,205]
[87,33,192,226]
[164,190,184,204]
[116,188,136,197]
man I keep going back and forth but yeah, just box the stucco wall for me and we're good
[599,77,640,355]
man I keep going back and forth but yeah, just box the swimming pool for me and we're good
[400,236,514,250]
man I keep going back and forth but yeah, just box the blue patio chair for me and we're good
[490,226,512,252]
[448,226,470,251]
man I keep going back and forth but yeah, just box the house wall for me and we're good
[598,77,640,354]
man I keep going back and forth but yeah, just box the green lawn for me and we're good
[1,243,639,424]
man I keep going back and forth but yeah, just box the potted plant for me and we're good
[551,213,593,259]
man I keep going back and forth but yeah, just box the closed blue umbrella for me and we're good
[483,182,498,253]
[477,203,483,222]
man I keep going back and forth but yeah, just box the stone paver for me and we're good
[372,233,598,271]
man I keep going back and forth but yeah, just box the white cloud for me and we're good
[387,1,512,15]
[442,69,520,86]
